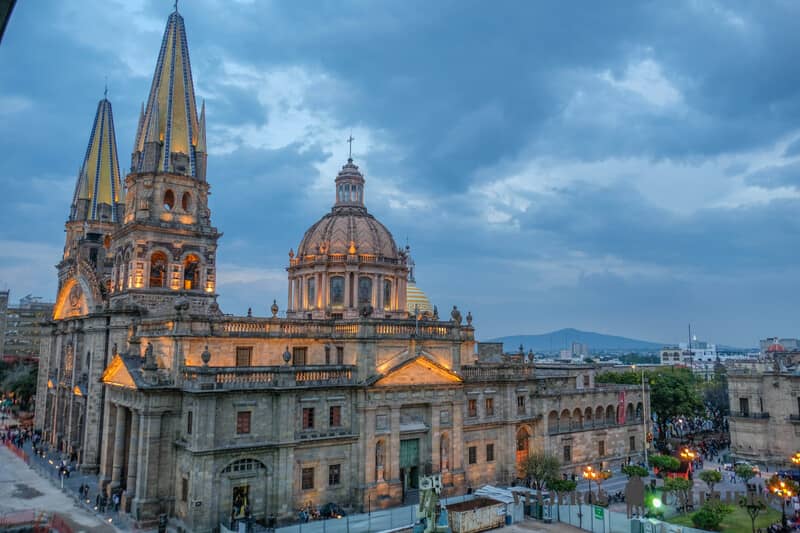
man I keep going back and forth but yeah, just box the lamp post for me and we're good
[791,452,800,468]
[583,466,597,504]
[767,477,795,532]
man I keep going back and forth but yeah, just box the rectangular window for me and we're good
[293,347,307,366]
[468,399,477,418]
[563,445,571,463]
[517,395,525,415]
[325,345,331,365]
[486,443,495,462]
[485,397,494,417]
[328,464,341,486]
[336,346,344,364]
[376,414,388,430]
[187,410,193,435]
[303,407,315,429]
[440,410,450,425]
[235,346,252,367]
[181,476,189,502]
[583,374,590,387]
[329,406,341,427]
[629,436,636,451]
[301,467,314,490]
[739,397,749,416]
[236,411,251,434]
[598,440,605,456]
[468,446,477,465]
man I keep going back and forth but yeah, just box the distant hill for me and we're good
[488,328,665,353]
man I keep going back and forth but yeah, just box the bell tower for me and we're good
[109,6,220,315]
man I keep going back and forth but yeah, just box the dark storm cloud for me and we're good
[0,0,798,346]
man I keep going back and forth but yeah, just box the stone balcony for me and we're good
[729,411,770,420]
[180,364,357,391]
[461,364,535,382]
[137,316,472,341]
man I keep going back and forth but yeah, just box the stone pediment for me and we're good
[371,354,462,387]
[101,354,138,389]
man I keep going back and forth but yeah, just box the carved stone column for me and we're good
[125,409,140,501]
[109,405,127,491]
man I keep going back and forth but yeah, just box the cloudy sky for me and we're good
[1,1,798,347]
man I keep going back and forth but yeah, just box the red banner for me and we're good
[617,391,626,425]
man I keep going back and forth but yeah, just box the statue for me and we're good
[624,476,645,518]
[247,307,252,317]
[417,474,447,533]
[450,305,462,325]
[359,303,373,318]
[143,342,157,370]
[466,311,472,326]
[432,305,439,320]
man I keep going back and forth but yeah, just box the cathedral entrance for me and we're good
[399,438,420,503]
[232,484,250,522]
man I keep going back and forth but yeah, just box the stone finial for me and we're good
[466,311,473,326]
[288,248,294,259]
[450,305,462,325]
[271,299,279,318]
[519,344,524,355]
[247,307,252,317]
[433,305,439,320]
[201,345,211,366]
[528,349,535,364]
[282,346,292,365]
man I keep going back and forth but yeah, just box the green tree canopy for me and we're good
[622,465,649,478]
[520,452,561,491]
[699,470,723,493]
[664,477,693,513]
[649,454,680,472]
[691,500,733,531]
[735,464,757,486]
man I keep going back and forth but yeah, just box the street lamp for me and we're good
[791,452,800,467]
[767,476,797,531]
[583,466,598,504]
[679,447,696,461]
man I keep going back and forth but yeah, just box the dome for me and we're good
[297,208,399,259]
[407,281,433,315]
[296,158,400,260]
[766,343,785,353]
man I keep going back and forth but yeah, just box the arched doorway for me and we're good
[216,458,269,529]
[516,427,530,466]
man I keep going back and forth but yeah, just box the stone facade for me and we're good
[34,6,650,532]
[728,366,800,468]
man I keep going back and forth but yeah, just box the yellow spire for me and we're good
[71,97,124,222]
[132,9,205,179]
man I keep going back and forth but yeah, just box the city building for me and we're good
[34,7,648,531]
[0,293,53,362]
[727,356,800,469]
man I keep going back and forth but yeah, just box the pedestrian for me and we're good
[112,492,120,512]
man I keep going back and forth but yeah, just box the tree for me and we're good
[664,477,693,513]
[622,465,649,478]
[734,464,757,490]
[703,361,729,430]
[691,500,732,531]
[597,368,703,448]
[520,452,561,491]
[699,470,722,494]
[649,454,680,473]
[548,479,577,521]
[738,494,767,533]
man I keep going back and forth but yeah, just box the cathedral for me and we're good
[34,7,648,532]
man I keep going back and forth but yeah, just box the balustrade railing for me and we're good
[181,365,357,391]
[461,365,535,381]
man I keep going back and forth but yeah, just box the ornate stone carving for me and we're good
[271,299,279,318]
[201,345,211,366]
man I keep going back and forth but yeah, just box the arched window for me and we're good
[330,276,345,306]
[183,254,200,290]
[375,440,386,481]
[383,279,392,310]
[307,278,316,308]
[516,427,529,452]
[585,407,593,428]
[358,276,372,305]
[560,409,571,433]
[573,407,583,429]
[181,192,191,211]
[149,252,168,288]
[222,458,266,474]
[636,402,643,421]
[626,403,634,422]
[606,405,615,425]
[163,190,175,211]
[547,411,559,435]
[596,406,604,425]
[440,434,450,471]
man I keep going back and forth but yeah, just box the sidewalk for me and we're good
[17,438,134,530]
[0,444,116,532]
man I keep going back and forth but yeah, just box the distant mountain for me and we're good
[488,328,666,353]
